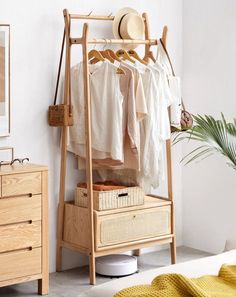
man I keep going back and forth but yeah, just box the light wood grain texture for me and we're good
[63,202,90,249]
[0,165,48,295]
[95,237,173,257]
[0,164,47,175]
[56,8,70,273]
[0,248,41,282]
[162,26,168,46]
[143,13,156,62]
[0,273,42,288]
[161,29,177,264]
[69,13,145,21]
[71,38,157,45]
[0,221,41,253]
[170,202,177,264]
[56,10,176,284]
[61,240,89,255]
[0,195,41,225]
[2,172,41,197]
[70,14,115,20]
[82,22,96,285]
[38,171,49,295]
[63,199,172,252]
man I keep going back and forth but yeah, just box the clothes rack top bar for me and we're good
[71,38,158,45]
[69,14,146,21]
[70,14,115,20]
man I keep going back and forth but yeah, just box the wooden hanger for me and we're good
[100,50,114,63]
[89,48,124,74]
[128,50,148,65]
[116,49,136,63]
[116,67,125,75]
[101,50,125,74]
[106,49,125,74]
[88,49,105,62]
[105,49,121,62]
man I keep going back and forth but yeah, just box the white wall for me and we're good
[182,0,236,253]
[0,0,183,272]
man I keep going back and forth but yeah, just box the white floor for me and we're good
[0,246,211,297]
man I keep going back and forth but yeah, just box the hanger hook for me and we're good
[103,38,108,50]
[107,12,112,17]
[87,11,93,16]
[102,38,106,50]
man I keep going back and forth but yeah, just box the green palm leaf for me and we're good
[175,114,236,170]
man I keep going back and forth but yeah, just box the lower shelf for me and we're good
[63,196,173,254]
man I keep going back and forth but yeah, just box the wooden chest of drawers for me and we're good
[0,164,48,295]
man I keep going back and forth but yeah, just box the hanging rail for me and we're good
[71,37,158,45]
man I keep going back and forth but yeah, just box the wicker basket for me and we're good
[75,186,144,210]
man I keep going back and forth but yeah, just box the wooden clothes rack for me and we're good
[56,9,176,285]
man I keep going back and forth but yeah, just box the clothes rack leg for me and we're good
[133,249,141,256]
[89,254,96,285]
[170,237,177,264]
[56,9,71,273]
[56,126,68,272]
[56,204,63,272]
[170,202,176,264]
[82,23,96,285]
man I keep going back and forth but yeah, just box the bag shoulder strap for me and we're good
[159,39,175,77]
[160,38,186,110]
[53,30,65,105]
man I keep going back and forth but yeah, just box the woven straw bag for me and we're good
[160,39,193,132]
[48,31,73,127]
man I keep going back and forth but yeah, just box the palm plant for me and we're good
[174,114,236,170]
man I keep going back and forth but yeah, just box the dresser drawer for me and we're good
[0,221,41,253]
[96,206,171,248]
[1,172,41,197]
[0,195,41,225]
[0,248,41,282]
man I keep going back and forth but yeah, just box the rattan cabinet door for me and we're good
[96,206,171,248]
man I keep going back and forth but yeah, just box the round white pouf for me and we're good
[96,254,138,277]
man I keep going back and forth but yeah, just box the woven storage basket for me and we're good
[75,186,144,210]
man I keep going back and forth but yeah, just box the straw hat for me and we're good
[112,7,144,48]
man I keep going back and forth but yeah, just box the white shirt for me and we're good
[68,61,124,162]
[128,62,162,190]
